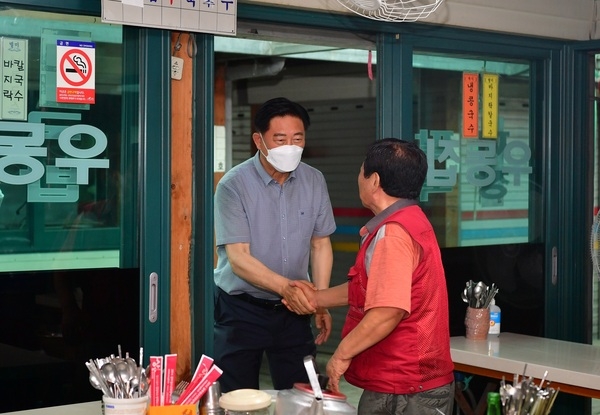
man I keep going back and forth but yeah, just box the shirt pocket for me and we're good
[294,207,315,240]
[346,266,364,309]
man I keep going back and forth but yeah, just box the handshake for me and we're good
[281,280,340,346]
[281,279,321,315]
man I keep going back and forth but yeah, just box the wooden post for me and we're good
[170,32,193,381]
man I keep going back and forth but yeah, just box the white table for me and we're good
[1,391,279,415]
[450,332,600,399]
[2,401,101,415]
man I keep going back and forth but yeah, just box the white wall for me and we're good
[241,0,599,41]
[245,76,376,104]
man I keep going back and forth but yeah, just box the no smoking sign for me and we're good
[56,40,96,104]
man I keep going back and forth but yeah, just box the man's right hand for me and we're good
[281,281,317,314]
[282,280,319,314]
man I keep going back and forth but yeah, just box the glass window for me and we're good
[0,8,139,412]
[412,52,538,248]
[412,52,545,340]
[0,9,126,272]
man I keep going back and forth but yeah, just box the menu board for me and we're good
[101,0,236,36]
[0,37,27,120]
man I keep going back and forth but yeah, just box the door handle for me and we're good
[149,272,158,322]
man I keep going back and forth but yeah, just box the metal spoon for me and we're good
[125,353,138,372]
[86,361,112,397]
[138,366,150,397]
[466,281,474,307]
[472,281,487,308]
[461,288,469,304]
[89,372,107,394]
[116,359,134,398]
[101,362,121,398]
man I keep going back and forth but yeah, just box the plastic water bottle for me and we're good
[488,298,501,337]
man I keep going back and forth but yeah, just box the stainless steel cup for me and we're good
[200,381,223,414]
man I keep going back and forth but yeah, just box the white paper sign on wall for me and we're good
[0,37,28,120]
[101,0,237,37]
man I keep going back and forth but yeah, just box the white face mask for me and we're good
[260,134,304,173]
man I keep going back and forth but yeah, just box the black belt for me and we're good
[232,291,285,310]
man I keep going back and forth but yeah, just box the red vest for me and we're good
[342,205,455,394]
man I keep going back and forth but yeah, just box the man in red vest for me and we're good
[289,138,455,415]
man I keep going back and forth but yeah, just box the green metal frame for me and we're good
[550,46,592,412]
[206,3,577,346]
[232,4,600,348]
[192,33,216,361]
[8,0,596,379]
[377,33,413,140]
[121,26,141,269]
[138,27,172,358]
[557,39,600,343]
[0,0,172,359]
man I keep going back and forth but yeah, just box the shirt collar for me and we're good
[252,151,297,185]
[364,198,418,234]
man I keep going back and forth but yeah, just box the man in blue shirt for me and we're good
[213,97,337,392]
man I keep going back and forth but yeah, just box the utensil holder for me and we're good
[464,306,490,340]
[103,396,149,415]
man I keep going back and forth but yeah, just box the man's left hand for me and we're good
[314,309,332,345]
[326,353,351,393]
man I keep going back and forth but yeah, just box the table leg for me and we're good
[454,380,499,415]
[474,382,498,415]
[454,384,475,415]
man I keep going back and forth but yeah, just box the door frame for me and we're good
[197,3,582,346]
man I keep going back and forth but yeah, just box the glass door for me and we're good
[0,6,164,411]
[590,49,600,415]
[592,52,600,349]
[212,21,376,399]
[410,53,545,338]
